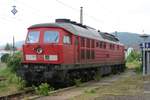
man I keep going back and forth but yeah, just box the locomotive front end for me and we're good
[19,27,63,84]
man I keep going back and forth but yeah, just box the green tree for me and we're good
[4,43,17,51]
[4,43,11,51]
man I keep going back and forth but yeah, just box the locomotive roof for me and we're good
[100,32,119,42]
[29,22,123,45]
[29,23,103,40]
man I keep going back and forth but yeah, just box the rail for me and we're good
[0,87,34,100]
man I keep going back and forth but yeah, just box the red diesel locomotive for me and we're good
[19,19,125,84]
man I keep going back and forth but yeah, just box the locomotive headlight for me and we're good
[44,55,58,61]
[26,55,36,60]
[36,48,43,54]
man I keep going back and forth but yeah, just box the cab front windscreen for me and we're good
[26,31,40,43]
[44,31,59,43]
[26,30,59,43]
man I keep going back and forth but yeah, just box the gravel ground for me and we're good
[35,70,149,100]
[99,74,150,100]
[95,95,148,100]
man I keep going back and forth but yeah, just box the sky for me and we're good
[0,0,150,45]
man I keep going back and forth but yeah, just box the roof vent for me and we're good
[55,19,70,23]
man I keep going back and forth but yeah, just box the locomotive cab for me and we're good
[20,22,75,84]
[21,27,67,83]
[23,28,64,64]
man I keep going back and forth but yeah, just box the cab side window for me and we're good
[63,35,71,44]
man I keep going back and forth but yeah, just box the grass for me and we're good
[98,76,143,95]
[126,60,141,69]
[70,60,143,100]
[71,75,143,100]
[0,63,25,96]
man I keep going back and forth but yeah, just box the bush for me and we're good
[1,54,10,63]
[126,51,142,74]
[0,66,26,90]
[6,72,26,90]
[0,61,26,93]
[16,77,26,90]
[7,52,22,72]
[126,51,141,62]
[74,79,82,87]
[94,72,101,81]
[35,83,54,96]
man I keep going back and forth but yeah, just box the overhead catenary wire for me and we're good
[0,0,51,26]
[0,6,47,28]
[0,0,106,29]
[0,14,27,27]
[55,0,79,12]
[12,0,104,25]
[16,0,51,19]
[0,2,28,26]
[55,0,104,25]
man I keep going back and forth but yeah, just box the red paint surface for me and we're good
[22,27,125,66]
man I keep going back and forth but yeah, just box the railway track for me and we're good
[27,85,76,100]
[0,87,34,100]
[34,70,136,100]
[0,75,119,100]
[0,85,75,100]
[0,70,129,100]
[25,80,103,100]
